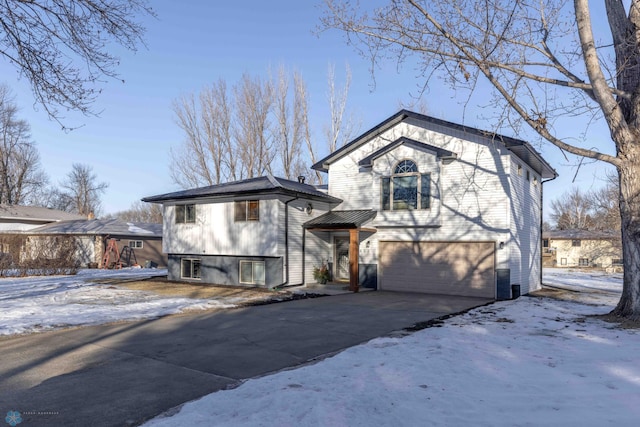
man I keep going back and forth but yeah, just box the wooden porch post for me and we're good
[349,228,359,292]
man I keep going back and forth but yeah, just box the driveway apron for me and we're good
[0,291,491,426]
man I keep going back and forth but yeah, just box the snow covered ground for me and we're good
[144,268,639,427]
[0,268,238,336]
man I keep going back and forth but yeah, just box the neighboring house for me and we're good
[0,205,84,231]
[542,229,622,269]
[144,110,557,299]
[21,219,166,268]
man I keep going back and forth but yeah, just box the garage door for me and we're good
[379,241,495,298]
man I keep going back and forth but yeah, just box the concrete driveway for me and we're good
[0,291,492,426]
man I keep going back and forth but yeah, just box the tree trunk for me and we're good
[612,154,640,319]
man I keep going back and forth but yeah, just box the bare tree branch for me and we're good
[0,0,154,126]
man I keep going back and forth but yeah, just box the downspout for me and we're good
[540,175,558,287]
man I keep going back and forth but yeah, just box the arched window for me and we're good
[381,159,430,211]
[394,160,418,174]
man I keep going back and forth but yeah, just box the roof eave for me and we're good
[312,110,411,171]
[143,187,342,205]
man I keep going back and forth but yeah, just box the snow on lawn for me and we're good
[543,267,622,306]
[0,268,235,336]
[145,271,639,427]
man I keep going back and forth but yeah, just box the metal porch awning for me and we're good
[303,209,377,230]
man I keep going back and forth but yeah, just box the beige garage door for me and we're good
[379,241,495,298]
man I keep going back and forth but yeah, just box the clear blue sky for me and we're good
[0,0,615,218]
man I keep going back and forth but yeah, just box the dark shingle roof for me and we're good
[0,205,84,222]
[304,210,377,229]
[313,110,557,179]
[543,229,620,240]
[142,175,342,204]
[27,219,162,237]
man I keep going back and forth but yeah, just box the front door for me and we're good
[335,237,350,281]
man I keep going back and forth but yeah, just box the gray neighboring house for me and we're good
[0,205,84,231]
[26,219,167,268]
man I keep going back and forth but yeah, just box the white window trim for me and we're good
[129,240,144,249]
[175,204,196,224]
[181,258,201,279]
[239,260,266,285]
[381,159,431,211]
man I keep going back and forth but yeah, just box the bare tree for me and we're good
[273,67,308,180]
[233,74,274,179]
[170,72,281,187]
[0,0,154,125]
[589,173,621,231]
[108,201,162,223]
[322,0,640,318]
[54,163,108,216]
[549,188,594,230]
[170,80,235,188]
[170,67,358,187]
[0,85,48,205]
[295,72,324,185]
[325,63,359,153]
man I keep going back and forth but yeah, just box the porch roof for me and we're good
[304,210,377,230]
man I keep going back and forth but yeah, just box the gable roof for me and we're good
[313,110,557,179]
[304,210,377,229]
[28,219,162,237]
[543,229,620,240]
[0,205,84,223]
[142,175,342,204]
[358,137,457,168]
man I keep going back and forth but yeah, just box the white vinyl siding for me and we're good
[285,198,333,285]
[327,121,512,273]
[163,199,280,256]
[508,157,542,294]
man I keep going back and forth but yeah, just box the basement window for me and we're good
[181,258,201,279]
[239,260,265,285]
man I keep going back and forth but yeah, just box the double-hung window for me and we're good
[176,204,196,224]
[381,160,430,211]
[235,200,260,221]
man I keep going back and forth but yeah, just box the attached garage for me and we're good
[378,241,495,298]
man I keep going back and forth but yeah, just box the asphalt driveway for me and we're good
[0,291,492,426]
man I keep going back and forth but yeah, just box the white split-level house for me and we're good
[143,110,557,299]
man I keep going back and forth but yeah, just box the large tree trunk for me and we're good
[612,155,640,319]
